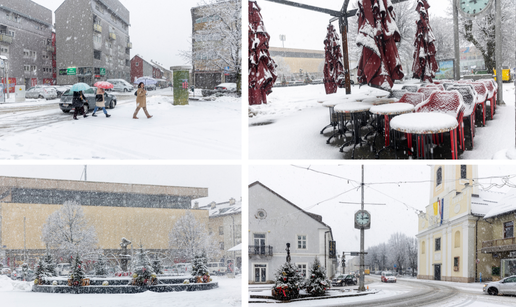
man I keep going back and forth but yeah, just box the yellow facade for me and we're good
[1,202,209,250]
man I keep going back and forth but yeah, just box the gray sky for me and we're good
[249,164,516,254]
[33,0,198,68]
[0,164,241,206]
[257,0,453,50]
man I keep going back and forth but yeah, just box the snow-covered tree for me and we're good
[388,232,408,273]
[305,257,331,296]
[34,258,49,284]
[406,237,418,277]
[151,257,164,275]
[132,247,157,286]
[272,262,303,300]
[94,254,108,276]
[191,251,210,277]
[429,15,455,61]
[273,56,291,84]
[42,251,57,277]
[41,201,100,260]
[69,253,86,286]
[169,210,218,262]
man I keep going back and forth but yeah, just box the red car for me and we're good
[381,271,397,283]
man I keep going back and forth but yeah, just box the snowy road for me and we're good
[249,276,516,306]
[0,90,241,159]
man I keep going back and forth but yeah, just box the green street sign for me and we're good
[100,68,106,75]
[67,67,77,75]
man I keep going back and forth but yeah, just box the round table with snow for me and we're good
[320,100,342,141]
[390,112,459,159]
[369,103,414,158]
[333,102,373,159]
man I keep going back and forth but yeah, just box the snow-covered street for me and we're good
[0,89,241,159]
[0,274,241,307]
[249,82,515,159]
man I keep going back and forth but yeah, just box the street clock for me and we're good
[456,0,494,18]
[354,210,371,230]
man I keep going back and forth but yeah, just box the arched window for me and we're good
[460,165,467,179]
[436,167,442,186]
[455,231,461,248]
[422,241,426,254]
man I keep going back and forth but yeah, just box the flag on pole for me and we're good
[433,201,438,215]
[440,199,444,225]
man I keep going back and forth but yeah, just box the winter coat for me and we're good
[136,88,146,107]
[96,88,105,107]
[72,92,84,107]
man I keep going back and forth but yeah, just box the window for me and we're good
[297,264,307,279]
[42,54,49,60]
[421,241,425,254]
[454,257,459,271]
[219,242,224,250]
[235,225,241,239]
[460,165,467,179]
[436,167,442,186]
[297,235,306,249]
[454,231,461,248]
[94,50,101,60]
[504,221,514,239]
[42,67,51,73]
[0,46,8,54]
[94,34,102,44]
[24,65,30,72]
[435,238,441,251]
[219,226,224,235]
[135,62,139,66]
[254,264,266,283]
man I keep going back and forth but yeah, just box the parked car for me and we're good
[10,267,35,281]
[202,83,237,97]
[1,267,12,275]
[25,86,58,100]
[381,271,397,283]
[170,263,193,276]
[483,275,516,296]
[207,262,226,276]
[50,85,71,98]
[332,274,357,286]
[59,87,117,113]
[106,79,134,92]
[145,83,157,91]
[56,263,71,276]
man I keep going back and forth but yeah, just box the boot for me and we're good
[84,114,88,118]
[73,116,78,120]
[92,113,97,117]
[106,114,111,118]
[133,116,138,119]
[147,115,153,119]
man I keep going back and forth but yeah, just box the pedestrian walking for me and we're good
[72,90,88,120]
[92,87,111,117]
[133,82,153,119]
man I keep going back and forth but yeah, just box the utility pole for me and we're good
[452,1,460,80]
[359,165,365,291]
[494,0,503,104]
[84,165,87,181]
[24,217,26,262]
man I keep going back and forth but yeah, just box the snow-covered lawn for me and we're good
[249,82,515,159]
[0,274,241,307]
[0,94,241,159]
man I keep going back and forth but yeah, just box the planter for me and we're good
[68,278,90,286]
[492,276,500,281]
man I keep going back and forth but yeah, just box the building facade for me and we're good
[0,176,208,268]
[130,55,163,84]
[197,198,242,270]
[55,0,131,85]
[249,182,337,284]
[460,46,486,73]
[416,165,510,283]
[0,0,54,90]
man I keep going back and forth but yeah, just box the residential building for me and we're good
[197,197,242,270]
[0,0,53,90]
[130,55,163,84]
[55,0,131,85]
[0,176,208,268]
[151,60,172,86]
[249,181,338,283]
[416,165,509,282]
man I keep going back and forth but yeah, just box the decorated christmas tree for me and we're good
[42,251,57,277]
[151,257,163,275]
[94,254,108,276]
[132,247,156,286]
[21,263,29,281]
[191,251,211,283]
[305,257,331,296]
[69,253,86,286]
[34,258,49,285]
[272,262,304,300]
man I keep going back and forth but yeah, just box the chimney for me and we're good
[229,198,236,205]
[193,201,199,209]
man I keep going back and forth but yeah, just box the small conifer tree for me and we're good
[305,257,331,296]
[70,253,86,286]
[272,262,303,300]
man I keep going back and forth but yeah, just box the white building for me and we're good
[249,181,337,283]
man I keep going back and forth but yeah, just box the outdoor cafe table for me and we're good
[369,103,414,158]
[320,100,341,143]
[333,102,373,159]
[390,113,459,159]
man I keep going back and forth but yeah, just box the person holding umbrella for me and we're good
[91,87,111,117]
[133,82,152,119]
[72,90,88,120]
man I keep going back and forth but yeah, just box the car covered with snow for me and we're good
[56,263,71,276]
[332,274,357,286]
[25,86,58,100]
[59,87,117,113]
[170,263,193,276]
[207,262,226,276]
[106,79,134,92]
[381,271,397,283]
[483,275,516,295]
[202,83,237,97]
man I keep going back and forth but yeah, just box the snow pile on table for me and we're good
[0,275,32,292]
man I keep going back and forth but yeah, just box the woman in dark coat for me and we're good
[72,90,88,120]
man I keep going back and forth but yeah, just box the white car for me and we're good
[170,263,193,276]
[214,83,236,92]
[106,79,134,92]
[483,275,516,295]
[381,271,397,283]
[56,263,71,276]
[207,262,226,276]
[25,86,58,100]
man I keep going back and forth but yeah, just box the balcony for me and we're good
[481,237,516,253]
[248,245,273,258]
[109,32,116,40]
[94,24,102,33]
[126,42,132,49]
[0,34,13,44]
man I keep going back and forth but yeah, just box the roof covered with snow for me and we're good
[483,189,516,219]
[471,190,507,216]
[197,198,241,217]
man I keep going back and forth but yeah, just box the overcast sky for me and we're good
[0,164,241,207]
[32,0,199,68]
[249,164,516,255]
[257,0,453,50]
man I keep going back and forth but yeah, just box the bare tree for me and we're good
[273,56,291,83]
[41,201,100,260]
[430,15,455,60]
[168,211,219,262]
[406,237,418,277]
[388,232,408,273]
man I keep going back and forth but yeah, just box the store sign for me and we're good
[59,69,67,76]
[67,67,77,75]
[100,68,106,75]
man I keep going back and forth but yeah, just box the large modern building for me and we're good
[0,0,54,90]
[0,176,208,268]
[55,0,131,85]
[249,182,337,284]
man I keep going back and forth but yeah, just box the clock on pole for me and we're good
[456,0,494,18]
[354,210,371,230]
